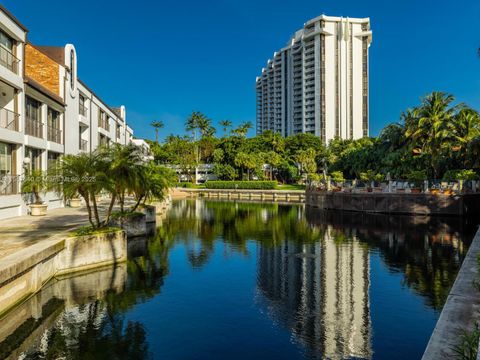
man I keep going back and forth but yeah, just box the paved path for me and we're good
[0,205,101,260]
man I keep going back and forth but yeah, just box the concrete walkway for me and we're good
[422,226,480,359]
[0,205,95,260]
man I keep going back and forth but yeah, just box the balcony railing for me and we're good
[80,139,88,151]
[47,126,62,144]
[0,108,19,131]
[25,118,43,138]
[0,46,19,74]
[0,175,19,196]
[79,103,88,116]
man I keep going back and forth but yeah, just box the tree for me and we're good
[150,120,164,144]
[53,152,109,228]
[219,120,232,137]
[294,148,317,177]
[233,121,252,138]
[21,169,47,204]
[405,92,457,178]
[234,152,259,180]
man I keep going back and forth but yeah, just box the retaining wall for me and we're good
[0,230,127,318]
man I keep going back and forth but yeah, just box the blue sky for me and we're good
[6,0,480,141]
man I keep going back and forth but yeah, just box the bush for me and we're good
[177,182,195,188]
[330,171,344,182]
[70,226,121,237]
[443,169,478,181]
[204,181,277,190]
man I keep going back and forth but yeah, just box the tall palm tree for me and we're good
[451,107,480,166]
[151,121,164,143]
[234,121,253,138]
[219,120,232,137]
[405,92,457,178]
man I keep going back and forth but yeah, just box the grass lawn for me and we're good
[275,184,306,191]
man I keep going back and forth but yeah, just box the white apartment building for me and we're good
[256,15,372,144]
[0,5,135,220]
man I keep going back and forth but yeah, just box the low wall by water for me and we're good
[306,191,480,216]
[422,227,480,359]
[183,189,305,202]
[0,230,127,318]
[0,264,126,360]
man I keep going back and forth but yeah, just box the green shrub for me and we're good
[177,182,195,188]
[330,171,344,182]
[443,169,478,181]
[204,181,277,190]
[70,226,121,237]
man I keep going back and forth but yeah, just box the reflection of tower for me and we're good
[257,225,371,359]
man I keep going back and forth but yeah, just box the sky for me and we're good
[5,0,480,141]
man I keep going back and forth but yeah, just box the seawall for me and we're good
[422,227,480,359]
[0,230,127,318]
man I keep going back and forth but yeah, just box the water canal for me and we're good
[0,199,476,360]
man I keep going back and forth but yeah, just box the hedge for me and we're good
[204,181,277,190]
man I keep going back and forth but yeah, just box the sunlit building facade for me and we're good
[0,5,135,220]
[256,15,372,144]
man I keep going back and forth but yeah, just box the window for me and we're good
[25,147,42,173]
[25,97,43,138]
[0,29,15,73]
[116,124,121,139]
[47,108,62,143]
[47,151,61,171]
[0,30,13,52]
[70,49,75,90]
[98,134,109,147]
[0,142,16,195]
[79,95,87,116]
[0,142,12,176]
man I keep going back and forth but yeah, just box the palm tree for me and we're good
[151,121,164,143]
[451,107,480,166]
[53,152,109,228]
[102,143,145,214]
[219,120,232,137]
[405,92,457,178]
[234,121,253,138]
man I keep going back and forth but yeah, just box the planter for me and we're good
[69,198,82,208]
[411,188,422,194]
[30,204,48,216]
[367,188,373,193]
[373,187,383,193]
[141,205,156,223]
[109,213,147,238]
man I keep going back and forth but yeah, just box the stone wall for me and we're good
[306,191,480,216]
[0,231,126,318]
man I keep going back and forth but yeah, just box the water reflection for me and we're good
[257,232,371,359]
[0,199,474,360]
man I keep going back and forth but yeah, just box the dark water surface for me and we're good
[0,199,477,360]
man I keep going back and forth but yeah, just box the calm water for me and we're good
[0,199,476,360]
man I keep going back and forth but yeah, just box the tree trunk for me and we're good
[131,195,144,212]
[81,190,95,228]
[91,193,101,228]
[104,192,117,226]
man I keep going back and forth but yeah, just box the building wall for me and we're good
[0,5,135,221]
[256,15,372,144]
